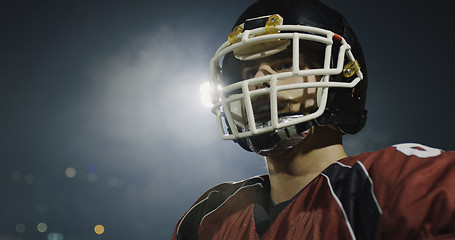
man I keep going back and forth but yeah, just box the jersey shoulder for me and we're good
[340,142,455,188]
[340,143,455,239]
[192,175,267,207]
[172,175,266,240]
[342,142,454,168]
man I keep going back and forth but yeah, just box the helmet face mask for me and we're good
[225,47,323,125]
[208,1,367,156]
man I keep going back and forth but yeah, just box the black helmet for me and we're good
[209,0,367,156]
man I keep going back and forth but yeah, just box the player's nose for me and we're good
[253,63,276,78]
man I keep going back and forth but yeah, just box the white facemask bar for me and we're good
[209,24,363,140]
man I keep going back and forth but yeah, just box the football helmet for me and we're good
[208,0,367,156]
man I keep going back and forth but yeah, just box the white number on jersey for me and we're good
[393,143,442,158]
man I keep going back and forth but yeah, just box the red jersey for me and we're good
[172,143,455,239]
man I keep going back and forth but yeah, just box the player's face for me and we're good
[240,51,321,122]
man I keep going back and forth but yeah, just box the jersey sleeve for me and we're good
[361,143,455,239]
[171,180,249,240]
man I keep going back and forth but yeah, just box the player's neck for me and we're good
[265,126,347,204]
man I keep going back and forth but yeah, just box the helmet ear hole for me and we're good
[352,87,359,102]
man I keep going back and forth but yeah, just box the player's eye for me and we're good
[242,69,257,79]
[276,61,293,72]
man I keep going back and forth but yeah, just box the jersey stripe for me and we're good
[356,161,383,214]
[176,193,211,237]
[323,161,382,240]
[321,173,357,240]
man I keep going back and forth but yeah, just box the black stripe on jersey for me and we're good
[322,162,382,240]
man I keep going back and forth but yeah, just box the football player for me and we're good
[172,0,455,239]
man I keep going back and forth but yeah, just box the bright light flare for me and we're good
[199,81,213,108]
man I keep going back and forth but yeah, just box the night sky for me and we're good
[1,0,454,240]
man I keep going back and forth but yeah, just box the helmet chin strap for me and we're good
[232,109,367,156]
[236,116,315,156]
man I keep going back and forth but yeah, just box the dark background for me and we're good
[1,0,454,239]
